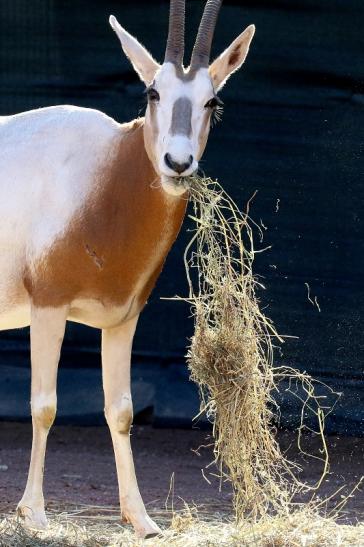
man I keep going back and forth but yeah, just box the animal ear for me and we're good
[208,25,255,92]
[109,15,160,85]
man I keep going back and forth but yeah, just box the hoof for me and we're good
[145,531,163,540]
[124,510,162,539]
[135,520,162,540]
[16,503,48,530]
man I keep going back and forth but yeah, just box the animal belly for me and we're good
[0,303,30,330]
[68,296,138,329]
[0,270,30,330]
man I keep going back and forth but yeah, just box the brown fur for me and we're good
[228,45,241,67]
[24,119,187,316]
[33,405,56,429]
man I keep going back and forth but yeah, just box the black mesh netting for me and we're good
[0,1,363,433]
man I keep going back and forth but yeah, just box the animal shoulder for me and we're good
[0,105,145,204]
[0,105,126,148]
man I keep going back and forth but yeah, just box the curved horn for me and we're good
[190,0,222,70]
[164,0,186,66]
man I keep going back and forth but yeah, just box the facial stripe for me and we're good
[170,97,192,136]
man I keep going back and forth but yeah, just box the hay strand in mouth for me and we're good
[181,174,339,520]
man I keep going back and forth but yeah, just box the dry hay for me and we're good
[173,174,343,520]
[1,504,364,546]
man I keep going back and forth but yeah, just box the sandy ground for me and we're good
[0,423,363,524]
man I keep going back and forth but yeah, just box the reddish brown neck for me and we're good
[26,118,188,311]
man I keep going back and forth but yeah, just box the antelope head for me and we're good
[110,1,255,196]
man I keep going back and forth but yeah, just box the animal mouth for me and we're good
[160,174,192,195]
[175,175,189,184]
[165,172,193,185]
[171,175,193,190]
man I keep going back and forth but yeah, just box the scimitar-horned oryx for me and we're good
[1,0,255,539]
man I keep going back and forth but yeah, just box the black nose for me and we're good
[164,153,193,175]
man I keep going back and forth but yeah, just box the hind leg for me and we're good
[17,304,68,529]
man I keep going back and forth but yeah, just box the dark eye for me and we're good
[147,88,160,102]
[204,96,224,126]
[204,96,223,109]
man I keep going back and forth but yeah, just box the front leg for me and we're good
[17,304,68,529]
[102,315,161,539]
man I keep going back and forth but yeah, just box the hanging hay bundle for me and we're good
[181,175,331,520]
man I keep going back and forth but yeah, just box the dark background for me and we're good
[0,0,363,434]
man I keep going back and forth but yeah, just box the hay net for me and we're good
[182,175,331,521]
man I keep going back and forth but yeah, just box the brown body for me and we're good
[24,120,187,319]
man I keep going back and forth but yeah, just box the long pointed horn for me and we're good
[190,0,222,70]
[164,0,186,66]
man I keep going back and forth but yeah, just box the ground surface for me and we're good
[0,423,363,525]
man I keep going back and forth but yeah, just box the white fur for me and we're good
[0,105,121,329]
[109,15,160,85]
[147,64,214,178]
